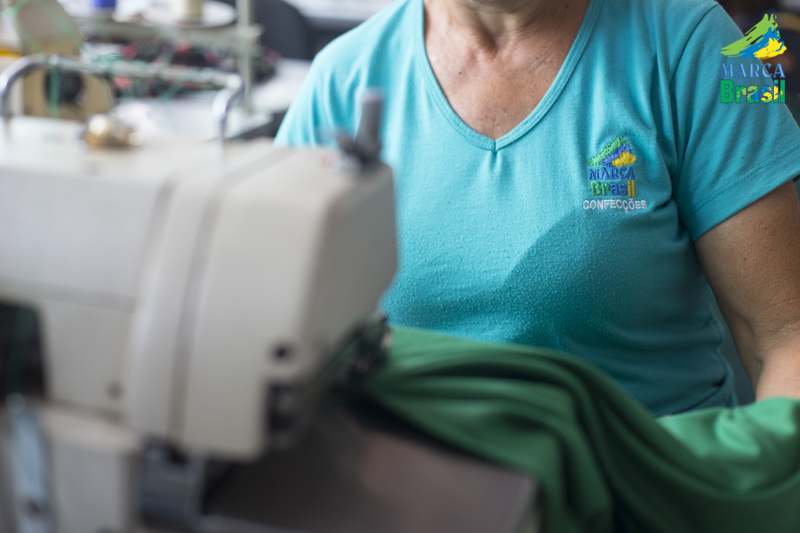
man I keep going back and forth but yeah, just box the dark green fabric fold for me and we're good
[354,326,800,533]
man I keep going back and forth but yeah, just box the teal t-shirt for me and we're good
[276,0,800,415]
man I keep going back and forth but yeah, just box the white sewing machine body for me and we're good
[0,50,542,533]
[0,115,397,459]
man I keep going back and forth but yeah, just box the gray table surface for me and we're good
[197,401,540,533]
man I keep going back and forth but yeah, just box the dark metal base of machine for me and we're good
[144,398,539,533]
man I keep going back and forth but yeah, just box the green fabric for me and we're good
[355,327,800,533]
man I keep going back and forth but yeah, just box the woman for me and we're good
[276,0,800,415]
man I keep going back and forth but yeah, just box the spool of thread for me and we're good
[90,0,116,14]
[170,0,204,20]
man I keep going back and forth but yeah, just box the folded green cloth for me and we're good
[354,326,800,533]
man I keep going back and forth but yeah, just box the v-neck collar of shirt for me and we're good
[413,0,604,152]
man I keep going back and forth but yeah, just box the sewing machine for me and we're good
[0,56,538,533]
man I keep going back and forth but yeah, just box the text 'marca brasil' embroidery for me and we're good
[583,136,647,213]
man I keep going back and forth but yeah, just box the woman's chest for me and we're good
[428,63,557,140]
[383,69,687,297]
[424,35,574,140]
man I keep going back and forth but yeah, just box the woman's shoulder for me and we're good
[274,0,418,145]
[311,0,418,79]
[597,0,742,75]
[601,0,737,42]
[606,0,723,26]
[640,0,738,41]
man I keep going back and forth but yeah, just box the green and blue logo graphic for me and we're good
[721,14,786,59]
[587,137,637,199]
[720,14,787,103]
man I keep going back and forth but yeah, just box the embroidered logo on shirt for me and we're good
[719,14,788,103]
[583,137,647,213]
[588,136,637,169]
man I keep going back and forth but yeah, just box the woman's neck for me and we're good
[428,0,582,52]
[422,0,591,139]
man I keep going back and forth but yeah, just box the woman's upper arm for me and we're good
[694,181,800,398]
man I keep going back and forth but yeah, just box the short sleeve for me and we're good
[274,57,333,147]
[671,6,800,240]
[274,36,365,148]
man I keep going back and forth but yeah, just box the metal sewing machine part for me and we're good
[336,89,384,171]
[0,54,244,142]
[82,114,141,148]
